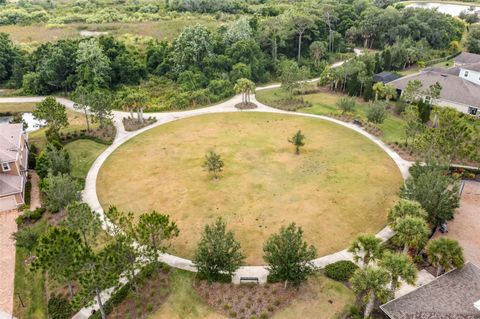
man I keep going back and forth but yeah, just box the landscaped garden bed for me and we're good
[122,116,157,131]
[195,282,297,318]
[59,124,116,145]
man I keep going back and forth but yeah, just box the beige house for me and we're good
[0,123,29,212]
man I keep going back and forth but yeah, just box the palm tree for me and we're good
[348,234,383,267]
[234,78,256,105]
[350,267,390,319]
[372,82,385,101]
[379,251,417,297]
[393,216,430,255]
[387,199,428,228]
[426,237,465,277]
[384,84,397,102]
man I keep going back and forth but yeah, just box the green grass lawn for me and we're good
[29,109,97,149]
[65,140,108,180]
[149,271,353,319]
[13,221,48,319]
[256,88,406,144]
[98,112,403,265]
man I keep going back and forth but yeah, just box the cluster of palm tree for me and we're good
[234,78,256,106]
[347,199,464,319]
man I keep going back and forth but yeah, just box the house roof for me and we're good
[389,71,480,108]
[0,174,23,196]
[454,52,480,65]
[0,123,22,163]
[373,71,402,83]
[462,62,480,72]
[424,66,461,76]
[381,262,480,319]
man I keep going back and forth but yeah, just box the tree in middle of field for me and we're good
[203,150,224,180]
[288,130,306,155]
[193,218,245,283]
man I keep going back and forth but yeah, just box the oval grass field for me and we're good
[97,112,403,264]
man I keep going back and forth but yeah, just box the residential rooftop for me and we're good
[454,52,480,65]
[381,262,480,319]
[389,71,480,108]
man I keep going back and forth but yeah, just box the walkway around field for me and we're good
[0,88,412,318]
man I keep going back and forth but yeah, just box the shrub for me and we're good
[16,207,46,225]
[47,294,73,319]
[367,102,386,124]
[260,312,269,319]
[336,97,356,114]
[324,260,359,282]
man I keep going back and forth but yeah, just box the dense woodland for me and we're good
[0,0,468,110]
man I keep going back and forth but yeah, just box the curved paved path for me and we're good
[0,92,411,275]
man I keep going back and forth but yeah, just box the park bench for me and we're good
[240,277,259,284]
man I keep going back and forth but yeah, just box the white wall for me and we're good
[436,99,478,117]
[459,67,480,86]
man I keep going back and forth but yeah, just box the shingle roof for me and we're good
[0,174,23,196]
[0,123,22,162]
[389,71,480,107]
[424,66,461,76]
[381,263,480,319]
[454,52,480,65]
[463,62,480,72]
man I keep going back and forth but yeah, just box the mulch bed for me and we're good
[195,281,299,319]
[60,124,116,145]
[123,117,157,132]
[235,102,257,110]
[107,269,170,319]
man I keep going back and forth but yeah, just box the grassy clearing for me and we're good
[0,103,37,113]
[13,221,48,319]
[256,88,406,144]
[273,274,354,319]
[64,140,108,180]
[0,18,224,45]
[29,109,97,149]
[149,271,353,319]
[149,270,224,319]
[98,112,403,264]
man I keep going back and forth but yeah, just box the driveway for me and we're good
[0,209,19,315]
[434,181,480,266]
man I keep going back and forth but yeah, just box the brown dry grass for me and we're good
[97,112,403,265]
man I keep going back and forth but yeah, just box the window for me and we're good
[468,107,478,116]
[464,70,469,77]
[1,162,10,172]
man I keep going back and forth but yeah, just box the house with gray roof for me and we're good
[390,52,480,116]
[381,262,480,319]
[454,52,480,66]
[0,123,29,212]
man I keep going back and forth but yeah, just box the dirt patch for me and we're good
[195,282,299,318]
[107,269,170,319]
[28,170,41,210]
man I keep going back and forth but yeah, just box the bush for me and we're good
[336,97,356,114]
[324,260,358,282]
[367,102,386,124]
[47,294,73,319]
[16,207,46,225]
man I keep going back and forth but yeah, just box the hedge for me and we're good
[324,260,358,282]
